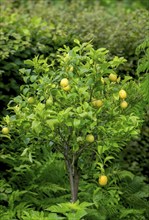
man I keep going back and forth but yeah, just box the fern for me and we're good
[120,175,149,219]
[20,210,64,220]
[46,201,92,220]
[117,170,134,181]
[135,38,149,104]
[120,208,145,220]
[136,38,149,66]
[141,73,149,104]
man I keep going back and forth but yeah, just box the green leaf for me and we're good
[24,59,34,66]
[23,87,29,95]
[31,120,42,135]
[66,209,87,220]
[73,119,80,128]
[29,152,33,163]
[21,148,29,156]
[46,119,59,130]
[47,204,69,214]
[98,145,109,154]
[122,76,133,84]
[104,156,114,164]
[74,39,80,45]
[30,75,38,82]
[118,170,134,180]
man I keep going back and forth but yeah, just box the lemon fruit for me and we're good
[119,89,127,99]
[92,99,103,108]
[60,78,69,87]
[109,73,117,82]
[120,101,128,109]
[86,134,95,143]
[2,127,9,135]
[63,85,71,91]
[99,175,108,186]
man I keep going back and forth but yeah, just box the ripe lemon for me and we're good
[60,78,69,87]
[99,175,108,186]
[92,99,103,108]
[86,134,94,143]
[109,73,117,82]
[119,89,127,99]
[28,97,35,104]
[2,127,9,135]
[120,101,128,109]
[95,100,103,108]
[63,85,71,91]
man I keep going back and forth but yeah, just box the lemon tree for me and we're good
[1,40,144,203]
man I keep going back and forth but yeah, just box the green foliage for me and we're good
[136,38,149,76]
[1,0,148,216]
[21,211,63,220]
[81,168,149,220]
[77,167,149,220]
[141,73,149,104]
[0,0,148,115]
[2,41,144,167]
[119,39,149,181]
[46,201,92,220]
[1,41,148,219]
[120,109,149,182]
[98,0,149,9]
[0,2,62,115]
[0,153,70,219]
[136,38,149,103]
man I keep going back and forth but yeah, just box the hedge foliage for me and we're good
[0,0,149,115]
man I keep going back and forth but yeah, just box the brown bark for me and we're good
[66,158,79,203]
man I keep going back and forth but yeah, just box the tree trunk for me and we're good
[66,158,79,203]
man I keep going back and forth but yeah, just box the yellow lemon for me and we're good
[99,175,108,186]
[109,73,117,82]
[86,134,95,143]
[2,127,9,135]
[119,89,127,99]
[63,85,71,91]
[60,78,69,87]
[120,101,128,109]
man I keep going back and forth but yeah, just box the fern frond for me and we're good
[120,208,145,219]
[121,176,149,210]
[136,38,149,55]
[136,38,149,76]
[117,170,134,181]
[141,73,149,104]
